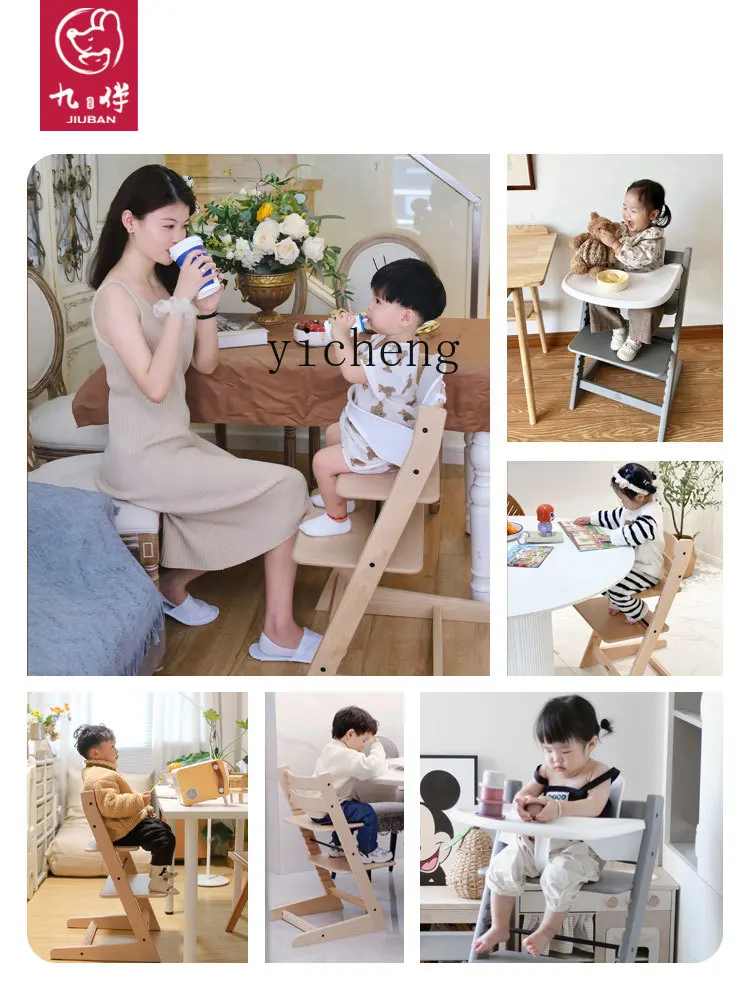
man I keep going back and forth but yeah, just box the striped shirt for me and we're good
[590,500,664,579]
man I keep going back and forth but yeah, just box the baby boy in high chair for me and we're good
[299,258,447,537]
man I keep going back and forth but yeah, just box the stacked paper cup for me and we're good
[477,770,505,818]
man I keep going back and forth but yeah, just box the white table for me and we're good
[507,516,633,675]
[155,788,248,963]
[449,805,645,871]
[561,264,683,310]
[370,759,405,788]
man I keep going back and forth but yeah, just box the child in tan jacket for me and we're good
[75,724,178,894]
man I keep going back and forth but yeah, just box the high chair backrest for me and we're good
[416,355,446,407]
[662,248,692,333]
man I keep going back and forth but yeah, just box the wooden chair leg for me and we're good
[225,881,248,932]
[284,427,297,468]
[215,423,228,450]
[511,288,537,425]
[308,427,321,487]
[578,632,602,669]
[529,286,548,354]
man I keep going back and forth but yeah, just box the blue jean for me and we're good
[312,799,378,855]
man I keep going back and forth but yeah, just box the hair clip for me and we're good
[182,175,195,189]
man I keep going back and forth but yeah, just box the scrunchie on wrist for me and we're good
[153,297,196,321]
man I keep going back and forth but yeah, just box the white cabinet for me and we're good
[663,693,722,961]
[27,756,62,899]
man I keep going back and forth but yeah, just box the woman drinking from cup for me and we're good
[88,164,321,663]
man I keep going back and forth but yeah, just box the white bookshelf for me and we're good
[27,755,62,898]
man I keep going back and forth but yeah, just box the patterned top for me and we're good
[350,333,439,425]
[613,224,666,272]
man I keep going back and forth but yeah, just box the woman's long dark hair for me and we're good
[627,179,672,228]
[88,165,196,292]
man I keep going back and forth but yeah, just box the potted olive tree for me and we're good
[658,461,723,577]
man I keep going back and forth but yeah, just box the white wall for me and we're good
[421,692,667,804]
[508,154,722,333]
[266,692,404,874]
[508,461,723,561]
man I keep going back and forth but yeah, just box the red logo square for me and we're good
[40,1,138,131]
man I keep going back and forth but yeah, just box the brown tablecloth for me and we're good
[72,315,490,433]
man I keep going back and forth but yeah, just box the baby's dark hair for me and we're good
[534,696,613,745]
[73,723,115,759]
[611,462,658,502]
[627,179,672,228]
[331,706,379,739]
[371,258,447,323]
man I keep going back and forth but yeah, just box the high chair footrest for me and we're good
[100,874,166,898]
[573,597,670,642]
[294,502,424,574]
[308,855,395,874]
[336,458,440,504]
[568,329,674,379]
[284,814,364,833]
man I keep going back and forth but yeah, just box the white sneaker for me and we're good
[361,846,394,864]
[610,327,627,351]
[299,513,352,537]
[617,338,642,362]
[312,493,355,513]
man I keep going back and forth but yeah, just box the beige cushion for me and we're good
[30,395,109,452]
[29,454,159,534]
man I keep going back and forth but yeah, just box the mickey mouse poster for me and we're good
[420,755,478,886]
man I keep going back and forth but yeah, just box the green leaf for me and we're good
[203,709,221,724]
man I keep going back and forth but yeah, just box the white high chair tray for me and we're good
[562,263,682,310]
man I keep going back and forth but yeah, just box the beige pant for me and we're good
[589,289,680,345]
[485,836,603,913]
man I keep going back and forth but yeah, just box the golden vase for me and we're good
[235,271,297,325]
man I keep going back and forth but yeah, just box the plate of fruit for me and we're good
[293,318,332,347]
[507,520,523,540]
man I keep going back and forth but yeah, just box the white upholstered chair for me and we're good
[27,266,109,460]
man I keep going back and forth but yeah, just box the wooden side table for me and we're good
[507,231,557,425]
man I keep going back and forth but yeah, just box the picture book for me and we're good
[216,314,269,349]
[558,519,616,552]
[507,544,554,568]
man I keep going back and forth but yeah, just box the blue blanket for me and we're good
[28,483,164,676]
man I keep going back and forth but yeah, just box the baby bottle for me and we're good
[323,313,368,337]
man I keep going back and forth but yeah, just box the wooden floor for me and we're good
[508,334,723,441]
[27,863,246,963]
[159,456,489,676]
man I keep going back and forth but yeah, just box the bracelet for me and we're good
[196,311,218,320]
[153,297,196,321]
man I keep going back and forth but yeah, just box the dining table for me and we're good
[72,314,491,603]
[507,230,558,425]
[155,786,248,963]
[507,515,634,676]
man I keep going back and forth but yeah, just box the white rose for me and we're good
[274,237,300,266]
[280,213,309,240]
[252,218,281,254]
[235,236,250,253]
[302,235,325,262]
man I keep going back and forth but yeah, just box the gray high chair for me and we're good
[466,778,662,963]
[567,248,692,442]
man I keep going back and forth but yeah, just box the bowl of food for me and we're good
[293,319,332,347]
[507,520,523,540]
[596,269,629,293]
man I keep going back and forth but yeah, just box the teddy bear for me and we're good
[569,211,620,278]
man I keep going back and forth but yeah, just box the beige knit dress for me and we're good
[92,279,308,571]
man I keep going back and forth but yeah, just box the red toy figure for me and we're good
[537,503,555,537]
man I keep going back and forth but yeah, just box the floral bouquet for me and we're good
[27,703,71,742]
[190,167,351,303]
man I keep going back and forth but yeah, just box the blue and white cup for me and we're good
[169,235,221,300]
[323,313,368,337]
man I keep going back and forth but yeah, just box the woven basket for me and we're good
[447,827,493,899]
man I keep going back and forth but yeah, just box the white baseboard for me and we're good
[193,423,466,465]
[696,549,722,568]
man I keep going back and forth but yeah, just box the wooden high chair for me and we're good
[573,533,694,676]
[271,766,393,947]
[225,851,248,933]
[50,792,163,962]
[294,402,490,676]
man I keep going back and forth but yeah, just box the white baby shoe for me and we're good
[610,327,628,351]
[299,513,352,537]
[311,493,355,513]
[617,338,642,362]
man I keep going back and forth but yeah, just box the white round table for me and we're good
[507,516,634,675]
